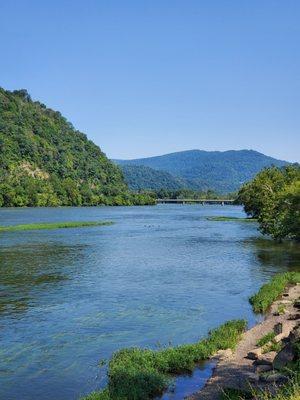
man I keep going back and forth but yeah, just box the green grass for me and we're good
[222,373,300,400]
[249,272,300,313]
[207,216,257,222]
[81,320,246,400]
[262,340,282,354]
[256,331,276,347]
[0,221,113,232]
[221,388,252,400]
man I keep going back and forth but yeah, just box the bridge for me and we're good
[156,198,235,205]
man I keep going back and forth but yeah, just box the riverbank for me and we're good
[188,277,300,399]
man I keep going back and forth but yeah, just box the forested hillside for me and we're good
[120,164,186,190]
[115,150,289,193]
[0,88,154,206]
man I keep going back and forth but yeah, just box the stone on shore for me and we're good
[273,343,295,370]
[247,348,262,360]
[255,364,273,373]
[253,351,277,365]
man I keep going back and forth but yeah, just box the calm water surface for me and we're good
[0,205,299,400]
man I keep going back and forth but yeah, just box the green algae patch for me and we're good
[207,216,257,222]
[249,272,300,313]
[80,319,246,400]
[0,221,113,232]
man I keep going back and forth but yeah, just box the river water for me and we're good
[0,205,299,400]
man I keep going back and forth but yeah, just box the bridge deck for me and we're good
[156,199,235,204]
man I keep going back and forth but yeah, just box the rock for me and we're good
[274,333,285,343]
[273,343,295,370]
[247,348,262,360]
[283,293,289,297]
[254,351,277,365]
[289,325,300,342]
[288,313,300,320]
[265,373,289,384]
[216,349,232,360]
[280,300,292,305]
[274,323,283,335]
[294,300,300,309]
[255,364,273,373]
[244,371,260,383]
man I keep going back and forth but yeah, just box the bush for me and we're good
[249,272,300,313]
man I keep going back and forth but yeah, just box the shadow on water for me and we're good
[0,243,86,316]
[249,238,300,271]
[160,360,216,400]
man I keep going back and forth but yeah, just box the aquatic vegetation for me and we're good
[207,216,256,222]
[0,221,113,232]
[81,320,246,400]
[256,331,276,347]
[249,272,300,313]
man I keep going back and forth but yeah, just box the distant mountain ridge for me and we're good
[114,150,289,193]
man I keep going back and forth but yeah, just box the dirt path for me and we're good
[188,284,300,400]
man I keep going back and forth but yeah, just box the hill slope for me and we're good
[115,150,289,193]
[0,88,153,206]
[120,164,186,190]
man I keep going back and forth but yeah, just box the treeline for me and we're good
[0,174,155,207]
[142,188,236,200]
[238,165,300,241]
[0,88,155,207]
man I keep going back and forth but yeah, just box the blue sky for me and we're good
[0,1,299,161]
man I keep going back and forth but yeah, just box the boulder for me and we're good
[244,372,260,383]
[288,325,300,342]
[274,323,283,335]
[288,313,300,321]
[247,348,262,360]
[274,333,285,343]
[253,351,277,365]
[273,343,295,370]
[265,373,289,384]
[293,300,300,309]
[255,364,273,373]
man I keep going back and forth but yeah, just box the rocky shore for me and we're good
[188,283,300,400]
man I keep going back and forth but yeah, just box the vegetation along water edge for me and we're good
[81,272,300,400]
[80,320,246,400]
[0,221,113,232]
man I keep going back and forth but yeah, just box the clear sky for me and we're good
[0,1,299,162]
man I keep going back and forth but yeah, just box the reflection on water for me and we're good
[251,238,300,271]
[0,205,299,400]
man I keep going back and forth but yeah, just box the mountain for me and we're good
[120,164,186,191]
[114,150,289,193]
[0,88,153,206]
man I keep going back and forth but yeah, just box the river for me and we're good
[0,205,299,400]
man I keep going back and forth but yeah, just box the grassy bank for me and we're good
[0,221,113,232]
[81,320,246,400]
[249,272,300,313]
[207,216,257,222]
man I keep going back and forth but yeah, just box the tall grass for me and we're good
[81,320,246,400]
[249,272,300,313]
